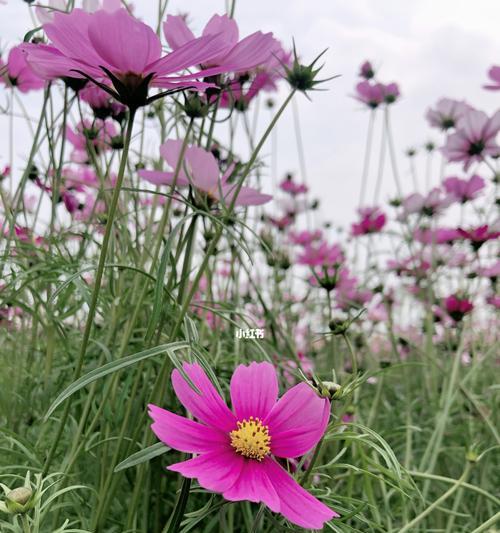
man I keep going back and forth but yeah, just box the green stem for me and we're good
[42,107,137,475]
[470,511,500,533]
[399,463,472,533]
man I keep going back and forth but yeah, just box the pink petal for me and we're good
[222,459,280,512]
[168,448,244,493]
[157,139,190,185]
[137,169,177,186]
[148,404,228,453]
[44,9,103,68]
[230,362,278,421]
[184,145,219,192]
[171,363,237,432]
[147,33,229,77]
[264,382,330,458]
[88,9,161,73]
[163,15,196,50]
[22,43,81,80]
[202,14,238,64]
[222,32,276,72]
[263,458,338,528]
[220,185,273,206]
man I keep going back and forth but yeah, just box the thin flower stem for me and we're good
[384,106,403,198]
[359,109,375,207]
[470,511,500,533]
[42,107,137,475]
[342,332,358,376]
[399,463,472,533]
[21,515,31,533]
[0,86,51,275]
[419,331,465,498]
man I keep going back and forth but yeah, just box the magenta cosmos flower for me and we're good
[0,45,45,93]
[139,140,272,207]
[442,109,500,170]
[443,295,473,322]
[351,206,386,236]
[280,176,308,195]
[22,8,231,109]
[458,225,500,250]
[443,175,485,203]
[425,98,472,131]
[148,362,337,529]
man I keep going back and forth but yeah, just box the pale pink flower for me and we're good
[443,175,485,203]
[23,8,232,108]
[400,188,453,218]
[442,109,500,170]
[139,140,272,207]
[0,45,45,93]
[426,98,472,130]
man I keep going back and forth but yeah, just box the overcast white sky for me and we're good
[1,0,499,228]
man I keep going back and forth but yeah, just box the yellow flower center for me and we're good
[230,416,271,461]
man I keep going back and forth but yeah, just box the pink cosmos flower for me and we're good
[23,8,232,109]
[442,109,500,170]
[139,140,272,207]
[280,176,309,195]
[297,241,344,267]
[148,362,337,529]
[0,45,45,93]
[358,60,374,80]
[443,295,473,322]
[354,81,385,109]
[484,65,500,91]
[335,268,372,310]
[79,83,126,119]
[425,98,472,131]
[351,206,386,236]
[267,214,295,231]
[443,175,485,203]
[66,118,118,162]
[289,229,323,247]
[73,192,106,222]
[458,225,500,250]
[163,14,277,73]
[400,188,453,218]
[414,227,461,245]
[382,82,400,104]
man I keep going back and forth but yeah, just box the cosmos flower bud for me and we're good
[285,43,336,94]
[4,487,34,514]
[328,319,349,335]
[183,92,210,119]
[320,381,343,400]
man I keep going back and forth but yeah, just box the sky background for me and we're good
[1,0,499,229]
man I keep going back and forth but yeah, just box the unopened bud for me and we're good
[5,487,34,514]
